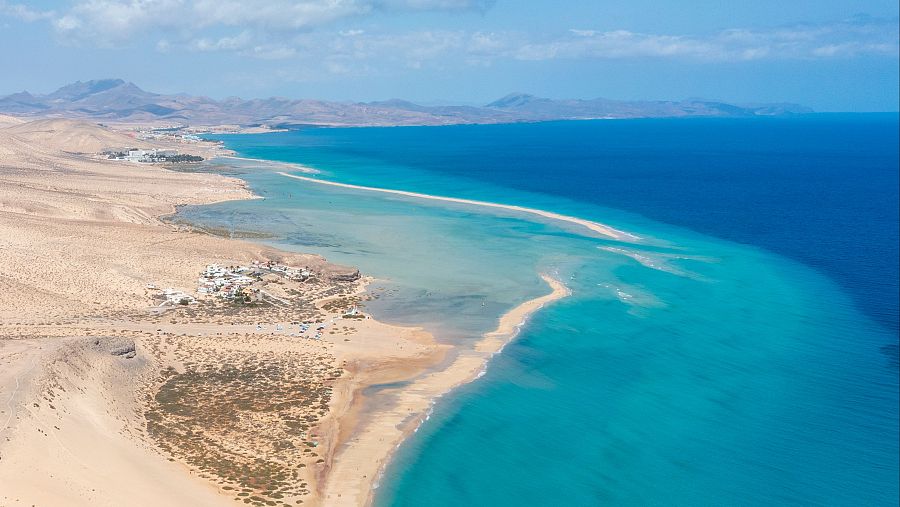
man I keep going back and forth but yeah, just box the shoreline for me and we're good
[219,155,320,174]
[1,117,582,506]
[276,171,640,242]
[189,152,610,506]
[0,118,440,506]
[321,274,570,506]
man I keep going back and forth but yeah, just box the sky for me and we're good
[0,1,898,111]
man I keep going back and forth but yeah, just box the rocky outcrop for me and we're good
[330,268,360,282]
[93,337,137,359]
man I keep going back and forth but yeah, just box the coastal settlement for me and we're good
[0,118,444,507]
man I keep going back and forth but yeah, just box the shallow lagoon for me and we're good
[179,117,899,505]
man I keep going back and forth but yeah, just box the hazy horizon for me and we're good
[1,1,898,112]
[0,77,861,110]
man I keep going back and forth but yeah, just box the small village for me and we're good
[105,148,204,163]
[134,126,204,143]
[147,261,365,340]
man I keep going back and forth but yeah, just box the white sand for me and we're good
[321,274,570,506]
[1,117,577,507]
[277,171,639,241]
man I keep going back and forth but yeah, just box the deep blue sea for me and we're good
[183,115,899,505]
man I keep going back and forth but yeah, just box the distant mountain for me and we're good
[46,78,132,101]
[0,79,813,127]
[485,92,811,119]
[486,93,542,109]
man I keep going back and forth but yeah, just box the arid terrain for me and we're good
[0,118,445,506]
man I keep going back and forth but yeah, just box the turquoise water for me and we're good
[180,117,899,505]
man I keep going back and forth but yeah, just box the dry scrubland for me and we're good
[0,119,444,506]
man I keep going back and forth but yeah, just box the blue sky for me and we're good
[1,1,897,110]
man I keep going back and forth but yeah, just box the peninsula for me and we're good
[0,117,567,506]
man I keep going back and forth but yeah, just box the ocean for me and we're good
[178,115,899,505]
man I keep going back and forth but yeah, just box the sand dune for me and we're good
[2,118,148,153]
[0,338,228,506]
[0,113,23,127]
[0,119,370,505]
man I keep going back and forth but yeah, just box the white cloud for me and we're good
[282,18,897,77]
[1,2,895,68]
[186,31,300,59]
[215,17,899,65]
[0,1,54,21]
[244,44,298,60]
[36,0,492,46]
[192,31,254,52]
[53,0,183,45]
[377,0,494,11]
[187,0,371,30]
[191,17,899,69]
[516,19,899,62]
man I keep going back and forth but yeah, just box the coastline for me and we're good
[0,118,439,506]
[171,152,581,506]
[0,117,574,506]
[321,274,570,507]
[3,114,897,507]
[218,155,320,174]
[276,171,639,242]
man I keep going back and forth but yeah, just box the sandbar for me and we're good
[277,171,639,242]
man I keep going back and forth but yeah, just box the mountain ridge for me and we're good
[0,79,813,127]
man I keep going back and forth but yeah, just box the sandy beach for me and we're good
[320,274,569,506]
[0,117,569,506]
